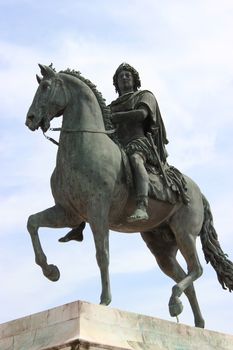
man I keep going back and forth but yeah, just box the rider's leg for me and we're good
[128,152,149,222]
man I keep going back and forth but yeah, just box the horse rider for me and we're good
[110,62,168,222]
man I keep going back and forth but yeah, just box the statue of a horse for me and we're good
[25,64,233,328]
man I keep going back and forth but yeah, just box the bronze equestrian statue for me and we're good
[25,63,233,328]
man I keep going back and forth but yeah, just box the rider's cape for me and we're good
[110,90,189,205]
[110,90,169,163]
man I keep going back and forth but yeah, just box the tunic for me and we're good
[110,90,168,164]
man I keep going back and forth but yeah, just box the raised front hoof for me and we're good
[127,209,149,223]
[169,297,183,317]
[43,264,60,282]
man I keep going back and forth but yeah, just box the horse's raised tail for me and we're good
[200,194,233,292]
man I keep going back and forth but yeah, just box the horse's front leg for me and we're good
[89,211,111,306]
[27,204,77,281]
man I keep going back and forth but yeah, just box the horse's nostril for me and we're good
[25,114,36,129]
[27,114,35,122]
[26,114,35,127]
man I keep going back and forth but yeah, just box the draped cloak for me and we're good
[110,90,189,204]
[110,90,168,163]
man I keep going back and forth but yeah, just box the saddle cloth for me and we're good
[120,148,189,205]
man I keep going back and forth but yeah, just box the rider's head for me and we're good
[113,63,141,95]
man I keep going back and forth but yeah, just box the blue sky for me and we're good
[0,0,233,335]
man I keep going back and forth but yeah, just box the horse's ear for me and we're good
[38,63,55,78]
[36,74,42,84]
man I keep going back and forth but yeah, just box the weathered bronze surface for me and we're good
[25,63,233,328]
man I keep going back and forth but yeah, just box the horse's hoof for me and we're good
[195,319,205,328]
[100,296,111,306]
[43,264,60,282]
[169,297,183,317]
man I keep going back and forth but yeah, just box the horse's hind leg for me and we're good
[27,204,81,281]
[141,230,205,328]
[168,224,204,325]
[160,250,204,327]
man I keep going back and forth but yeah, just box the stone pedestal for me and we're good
[0,300,233,349]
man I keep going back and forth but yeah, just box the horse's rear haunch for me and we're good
[146,194,233,293]
[26,64,233,329]
[141,193,233,328]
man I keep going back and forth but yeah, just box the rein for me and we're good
[43,127,116,146]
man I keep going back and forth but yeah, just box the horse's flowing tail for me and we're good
[200,194,233,292]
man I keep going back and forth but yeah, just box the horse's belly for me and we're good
[109,199,180,233]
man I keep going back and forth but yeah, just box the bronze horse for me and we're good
[25,64,233,328]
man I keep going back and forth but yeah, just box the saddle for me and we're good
[120,148,189,205]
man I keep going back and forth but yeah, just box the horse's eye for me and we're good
[42,83,50,91]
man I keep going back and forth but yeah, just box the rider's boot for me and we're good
[127,153,150,223]
[127,195,149,222]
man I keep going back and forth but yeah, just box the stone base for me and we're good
[0,300,233,349]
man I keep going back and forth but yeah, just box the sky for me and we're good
[0,0,233,336]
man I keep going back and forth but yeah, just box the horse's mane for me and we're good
[59,68,115,134]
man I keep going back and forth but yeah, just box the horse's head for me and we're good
[26,64,68,132]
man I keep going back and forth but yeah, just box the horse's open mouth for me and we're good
[40,117,50,132]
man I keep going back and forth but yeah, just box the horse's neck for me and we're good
[62,76,105,131]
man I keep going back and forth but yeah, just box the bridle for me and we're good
[42,75,116,146]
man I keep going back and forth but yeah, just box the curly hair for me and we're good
[113,63,141,94]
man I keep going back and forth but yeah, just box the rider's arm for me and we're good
[111,106,148,124]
